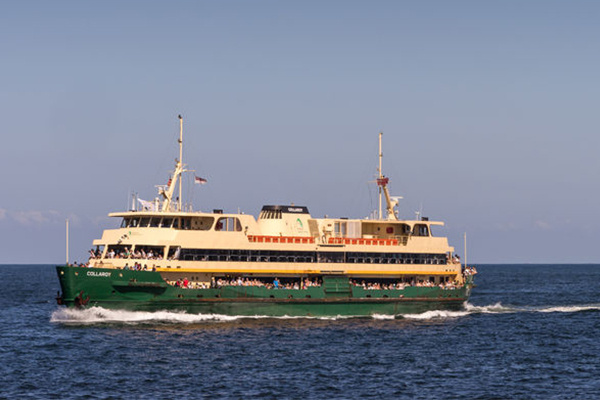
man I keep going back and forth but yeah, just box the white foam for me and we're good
[463,302,600,315]
[401,309,470,320]
[50,307,362,324]
[464,302,515,314]
[371,313,396,320]
[50,302,600,325]
[537,305,600,313]
[50,307,242,324]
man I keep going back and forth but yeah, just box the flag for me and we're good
[195,176,207,185]
[137,198,156,211]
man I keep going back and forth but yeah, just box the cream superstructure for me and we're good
[87,119,463,286]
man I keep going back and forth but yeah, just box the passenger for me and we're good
[273,278,280,289]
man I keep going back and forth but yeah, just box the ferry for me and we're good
[56,116,475,316]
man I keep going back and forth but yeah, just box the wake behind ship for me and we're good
[56,117,475,317]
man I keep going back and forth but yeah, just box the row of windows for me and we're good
[120,216,242,231]
[179,249,448,265]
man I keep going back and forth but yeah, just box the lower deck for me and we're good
[56,266,474,316]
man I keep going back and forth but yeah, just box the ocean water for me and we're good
[0,264,599,399]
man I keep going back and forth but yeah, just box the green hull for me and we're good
[56,266,472,317]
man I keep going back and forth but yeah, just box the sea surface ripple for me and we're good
[1,264,599,399]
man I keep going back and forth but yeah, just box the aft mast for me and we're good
[376,132,399,221]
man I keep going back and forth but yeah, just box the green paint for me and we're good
[56,266,472,317]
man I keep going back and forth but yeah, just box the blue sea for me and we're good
[1,264,599,399]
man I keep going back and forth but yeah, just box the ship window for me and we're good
[181,218,191,230]
[215,217,242,232]
[334,221,347,237]
[161,218,173,228]
[149,218,161,228]
[131,245,165,260]
[167,246,181,260]
[120,218,129,228]
[413,224,429,237]
[191,217,214,231]
[139,217,150,227]
[129,217,140,228]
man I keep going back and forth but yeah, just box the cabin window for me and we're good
[191,217,214,231]
[181,217,191,230]
[167,246,181,260]
[90,245,104,259]
[129,217,140,228]
[161,218,173,228]
[139,217,151,228]
[105,245,132,259]
[120,218,129,228]
[149,218,161,228]
[334,221,347,237]
[215,217,242,232]
[130,245,165,260]
[413,224,429,237]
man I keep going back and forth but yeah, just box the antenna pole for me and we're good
[66,219,69,265]
[378,131,383,220]
[464,232,467,269]
[178,115,183,212]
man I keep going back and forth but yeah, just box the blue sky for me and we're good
[1,1,599,264]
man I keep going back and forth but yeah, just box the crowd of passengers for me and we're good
[166,277,322,290]
[67,261,159,271]
[123,262,157,271]
[89,247,167,261]
[165,276,465,290]
[350,279,461,290]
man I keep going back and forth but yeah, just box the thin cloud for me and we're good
[12,210,50,225]
[8,209,65,225]
[534,220,551,230]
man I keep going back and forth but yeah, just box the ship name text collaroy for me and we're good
[87,271,112,277]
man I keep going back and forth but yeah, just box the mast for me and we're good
[66,219,69,265]
[158,115,185,212]
[378,132,383,220]
[375,132,399,221]
[178,115,183,212]
[464,232,468,269]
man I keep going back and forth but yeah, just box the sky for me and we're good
[1,0,599,264]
